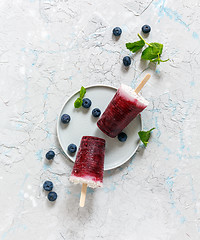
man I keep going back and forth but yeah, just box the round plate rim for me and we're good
[56,84,142,171]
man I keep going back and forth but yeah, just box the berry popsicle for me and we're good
[97,74,151,138]
[69,136,106,207]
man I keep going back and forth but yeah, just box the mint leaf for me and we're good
[126,40,145,53]
[74,97,83,108]
[126,33,169,65]
[74,86,86,108]
[138,128,155,147]
[141,43,163,61]
[150,43,163,55]
[141,46,160,60]
[80,86,86,98]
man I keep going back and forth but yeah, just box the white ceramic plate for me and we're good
[57,85,142,170]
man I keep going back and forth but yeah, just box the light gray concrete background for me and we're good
[0,0,200,239]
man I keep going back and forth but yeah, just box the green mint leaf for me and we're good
[141,46,159,60]
[138,128,155,147]
[126,40,145,53]
[150,43,163,55]
[127,34,168,65]
[74,97,83,108]
[74,86,86,108]
[80,86,86,98]
[141,43,163,61]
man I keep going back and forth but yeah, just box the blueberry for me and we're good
[113,27,122,36]
[48,191,57,201]
[92,108,101,117]
[142,25,151,34]
[61,114,71,124]
[46,150,55,160]
[43,181,53,191]
[123,56,131,67]
[118,132,127,142]
[68,144,77,154]
[82,98,92,108]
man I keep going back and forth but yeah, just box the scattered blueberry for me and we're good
[68,144,77,154]
[92,108,101,117]
[43,181,53,191]
[118,132,127,142]
[123,56,131,67]
[61,114,71,124]
[82,98,92,108]
[48,191,57,201]
[113,27,122,36]
[46,150,55,160]
[142,25,151,34]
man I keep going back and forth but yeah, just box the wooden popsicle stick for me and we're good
[79,183,87,207]
[134,74,151,94]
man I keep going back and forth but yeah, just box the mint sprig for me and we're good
[138,128,155,147]
[74,86,86,108]
[80,86,86,98]
[126,34,169,64]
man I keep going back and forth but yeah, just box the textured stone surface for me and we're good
[0,0,200,239]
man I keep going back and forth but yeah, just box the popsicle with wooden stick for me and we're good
[97,74,151,138]
[69,136,106,207]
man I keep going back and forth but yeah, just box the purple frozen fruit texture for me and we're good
[97,84,149,138]
[69,136,106,188]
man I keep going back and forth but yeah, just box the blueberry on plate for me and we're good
[61,114,71,124]
[82,98,92,108]
[46,150,55,160]
[92,108,101,117]
[43,181,53,191]
[123,56,131,67]
[118,132,127,142]
[68,144,77,154]
[48,191,57,201]
[142,25,151,34]
[113,27,122,36]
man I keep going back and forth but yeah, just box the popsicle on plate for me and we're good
[97,76,150,138]
[69,136,106,188]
